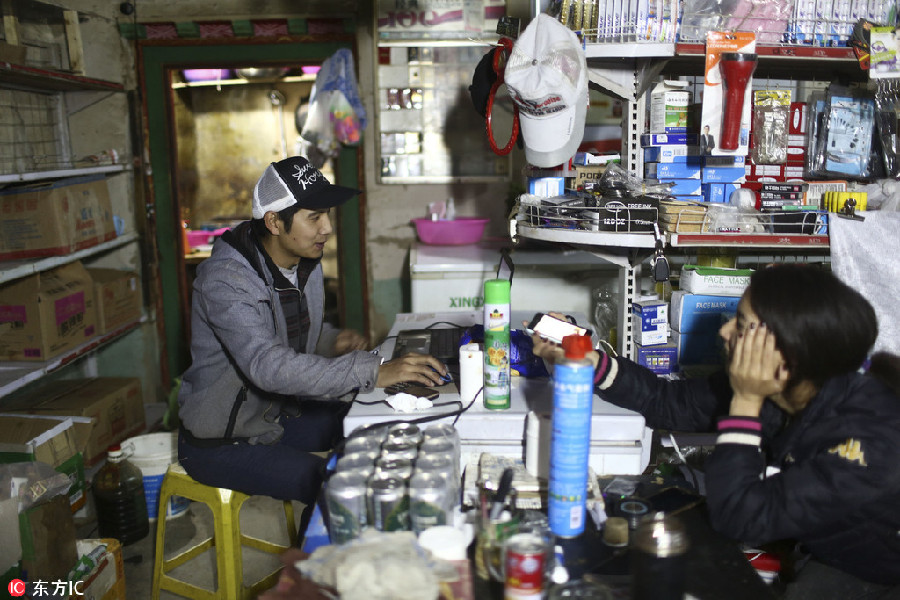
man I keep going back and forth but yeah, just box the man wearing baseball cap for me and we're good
[177,156,446,539]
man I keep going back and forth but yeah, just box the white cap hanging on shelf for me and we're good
[504,13,588,168]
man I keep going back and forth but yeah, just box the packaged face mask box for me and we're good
[679,265,752,296]
[636,342,678,374]
[670,290,740,333]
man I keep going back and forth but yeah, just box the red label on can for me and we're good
[504,543,545,599]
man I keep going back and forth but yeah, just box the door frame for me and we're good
[137,37,367,381]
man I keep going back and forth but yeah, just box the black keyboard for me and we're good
[429,327,464,360]
[391,326,464,362]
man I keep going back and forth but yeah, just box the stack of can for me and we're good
[325,422,462,544]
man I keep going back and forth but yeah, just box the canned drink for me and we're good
[414,452,459,504]
[367,471,409,531]
[336,451,378,474]
[387,422,423,446]
[343,434,382,455]
[381,439,418,462]
[349,424,389,445]
[409,471,452,534]
[423,424,460,457]
[504,528,553,600]
[325,470,369,544]
[376,456,414,481]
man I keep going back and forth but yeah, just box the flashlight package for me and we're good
[751,90,791,165]
[699,31,757,158]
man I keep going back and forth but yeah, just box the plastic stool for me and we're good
[151,463,296,600]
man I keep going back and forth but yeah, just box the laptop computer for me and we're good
[391,326,466,363]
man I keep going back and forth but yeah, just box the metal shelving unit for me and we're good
[0,26,148,401]
[512,37,856,359]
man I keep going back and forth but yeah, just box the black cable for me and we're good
[338,385,483,455]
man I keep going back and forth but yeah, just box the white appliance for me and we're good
[410,242,616,322]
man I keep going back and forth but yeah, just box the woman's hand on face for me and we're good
[376,352,447,388]
[334,330,369,354]
[727,323,789,416]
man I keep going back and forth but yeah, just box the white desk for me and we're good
[345,311,652,476]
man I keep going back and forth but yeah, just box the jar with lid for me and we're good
[92,444,150,545]
[631,512,690,600]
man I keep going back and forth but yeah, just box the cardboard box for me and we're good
[0,261,97,362]
[649,80,691,133]
[645,162,702,179]
[19,494,78,584]
[0,414,89,512]
[88,269,142,335]
[641,133,700,146]
[71,539,125,600]
[680,266,752,296]
[636,342,678,374]
[643,146,702,163]
[673,329,724,365]
[0,175,116,261]
[702,167,746,184]
[632,299,669,345]
[573,165,607,187]
[4,378,145,466]
[670,291,741,334]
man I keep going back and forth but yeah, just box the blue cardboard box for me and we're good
[641,133,700,146]
[670,290,740,333]
[643,146,702,163]
[636,343,678,374]
[673,330,724,365]
[645,162,702,180]
[702,183,737,203]
[701,167,746,184]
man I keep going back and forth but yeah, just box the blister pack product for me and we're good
[815,87,876,178]
[751,90,791,164]
[875,80,900,177]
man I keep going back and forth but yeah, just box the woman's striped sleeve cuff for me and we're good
[594,352,616,389]
[716,416,763,447]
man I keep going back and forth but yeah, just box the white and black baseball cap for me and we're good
[504,14,589,168]
[252,156,360,219]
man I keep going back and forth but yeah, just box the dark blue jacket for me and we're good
[596,357,900,584]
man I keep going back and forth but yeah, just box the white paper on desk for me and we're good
[386,393,433,412]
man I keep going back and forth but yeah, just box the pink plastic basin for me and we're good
[411,217,489,246]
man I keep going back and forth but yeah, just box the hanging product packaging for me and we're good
[699,32,757,157]
[751,90,791,165]
[482,279,511,410]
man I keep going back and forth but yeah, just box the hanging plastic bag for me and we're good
[300,49,366,163]
[300,83,339,162]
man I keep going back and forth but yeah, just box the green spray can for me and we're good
[483,278,511,410]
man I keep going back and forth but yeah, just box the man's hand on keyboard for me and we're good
[377,352,447,388]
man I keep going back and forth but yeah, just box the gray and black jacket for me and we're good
[177,222,379,445]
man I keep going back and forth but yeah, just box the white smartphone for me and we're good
[525,313,591,344]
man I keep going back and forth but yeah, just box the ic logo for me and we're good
[8,578,26,596]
